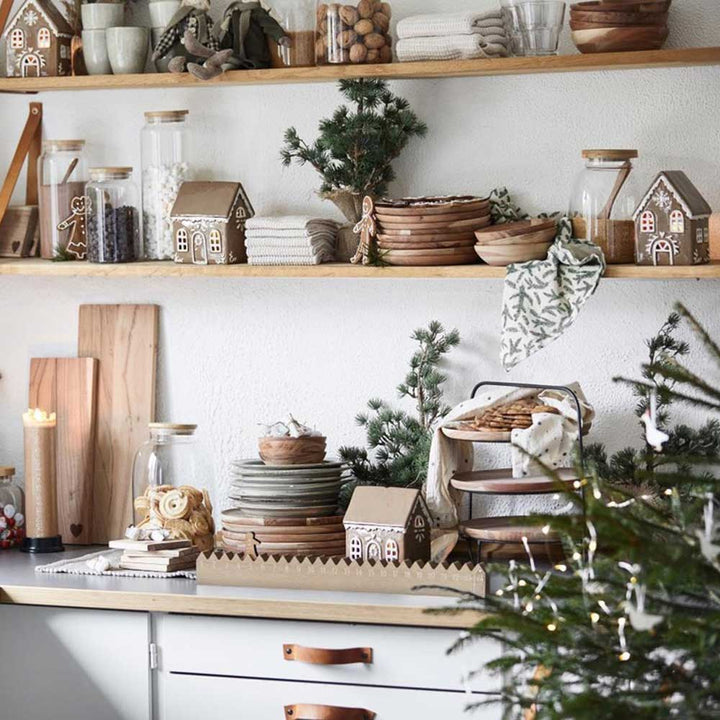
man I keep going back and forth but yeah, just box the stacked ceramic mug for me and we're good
[81,2,149,75]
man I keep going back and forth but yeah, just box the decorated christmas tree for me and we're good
[453,304,720,720]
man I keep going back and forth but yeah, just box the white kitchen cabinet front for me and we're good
[0,604,151,720]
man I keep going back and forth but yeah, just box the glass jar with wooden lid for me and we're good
[0,467,25,549]
[38,139,89,261]
[569,149,640,264]
[85,167,141,263]
[131,424,215,551]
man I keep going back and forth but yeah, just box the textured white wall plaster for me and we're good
[0,0,719,519]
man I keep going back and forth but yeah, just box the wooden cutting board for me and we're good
[78,304,159,542]
[29,357,98,544]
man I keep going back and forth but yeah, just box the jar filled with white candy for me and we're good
[0,467,25,549]
[131,424,215,551]
[141,110,191,260]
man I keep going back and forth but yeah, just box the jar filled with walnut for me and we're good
[316,1,393,65]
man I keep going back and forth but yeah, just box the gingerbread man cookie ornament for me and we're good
[351,195,376,265]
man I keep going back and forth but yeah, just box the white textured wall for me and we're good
[1,0,719,517]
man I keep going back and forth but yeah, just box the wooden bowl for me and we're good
[475,226,557,246]
[375,196,489,216]
[570,18,666,29]
[571,25,668,52]
[474,218,556,242]
[377,237,477,250]
[258,436,327,466]
[474,241,552,266]
[570,8,668,24]
[384,246,479,266]
[571,0,671,12]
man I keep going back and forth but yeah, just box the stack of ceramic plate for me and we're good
[374,195,490,266]
[222,459,347,556]
[220,510,346,557]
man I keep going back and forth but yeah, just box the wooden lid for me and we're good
[582,149,638,160]
[43,139,85,151]
[0,466,15,478]
[89,167,133,180]
[144,110,189,123]
[149,423,197,435]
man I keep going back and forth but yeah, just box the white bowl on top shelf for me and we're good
[148,0,180,29]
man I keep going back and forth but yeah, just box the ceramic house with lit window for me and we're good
[633,171,712,267]
[170,181,254,265]
[343,486,431,563]
[3,0,73,78]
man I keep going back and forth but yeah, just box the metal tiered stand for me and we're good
[445,381,588,563]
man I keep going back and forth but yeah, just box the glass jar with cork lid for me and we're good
[0,467,25,549]
[569,149,640,264]
[131,424,215,551]
[85,167,141,263]
[141,110,191,260]
[38,139,89,261]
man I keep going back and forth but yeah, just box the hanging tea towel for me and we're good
[501,218,605,370]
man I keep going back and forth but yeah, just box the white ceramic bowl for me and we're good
[82,29,112,74]
[106,26,149,74]
[81,3,124,30]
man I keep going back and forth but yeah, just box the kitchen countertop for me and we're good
[0,547,482,628]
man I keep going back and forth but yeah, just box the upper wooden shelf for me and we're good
[1,47,718,93]
[2,258,720,279]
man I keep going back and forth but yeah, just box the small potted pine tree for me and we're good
[281,78,427,261]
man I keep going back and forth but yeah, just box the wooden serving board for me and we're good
[375,207,490,224]
[222,522,345,536]
[451,467,578,494]
[220,511,344,527]
[79,304,159,543]
[222,529,346,543]
[29,357,98,544]
[384,247,478,266]
[377,215,491,232]
[460,517,562,543]
[442,426,510,442]
[375,196,488,215]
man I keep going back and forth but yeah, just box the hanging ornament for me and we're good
[641,391,669,452]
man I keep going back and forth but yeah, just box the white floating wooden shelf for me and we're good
[1,258,720,279]
[0,47,718,93]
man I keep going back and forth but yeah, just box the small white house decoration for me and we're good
[343,486,431,563]
[633,171,712,267]
[3,0,74,78]
[170,181,254,265]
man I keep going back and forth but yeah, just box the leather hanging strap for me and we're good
[284,705,376,720]
[0,102,42,225]
[283,644,373,665]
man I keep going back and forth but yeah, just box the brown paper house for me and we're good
[344,486,431,563]
[170,181,254,265]
[3,0,73,78]
[633,171,711,266]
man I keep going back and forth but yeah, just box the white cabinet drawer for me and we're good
[159,672,501,720]
[156,614,500,693]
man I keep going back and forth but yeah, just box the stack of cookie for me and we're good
[462,397,559,433]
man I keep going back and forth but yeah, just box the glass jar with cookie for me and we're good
[131,424,215,552]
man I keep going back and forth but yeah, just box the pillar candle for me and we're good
[21,408,64,553]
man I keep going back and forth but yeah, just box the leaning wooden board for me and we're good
[78,305,158,543]
[29,357,98,544]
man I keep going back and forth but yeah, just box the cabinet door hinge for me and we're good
[149,642,159,670]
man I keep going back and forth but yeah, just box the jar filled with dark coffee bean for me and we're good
[316,1,392,65]
[85,167,141,263]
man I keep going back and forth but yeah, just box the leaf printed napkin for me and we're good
[488,189,606,370]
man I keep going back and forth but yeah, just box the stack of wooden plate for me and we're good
[474,218,556,266]
[220,510,346,557]
[374,195,490,266]
[570,0,670,53]
[222,459,347,556]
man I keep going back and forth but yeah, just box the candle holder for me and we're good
[21,408,64,553]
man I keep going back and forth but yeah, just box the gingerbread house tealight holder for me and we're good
[170,181,254,265]
[633,171,712,267]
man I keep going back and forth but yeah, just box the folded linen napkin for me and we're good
[247,244,333,259]
[397,34,509,62]
[245,232,338,246]
[248,255,326,266]
[397,10,504,39]
[246,216,340,232]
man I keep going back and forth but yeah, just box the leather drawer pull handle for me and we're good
[283,644,373,665]
[284,704,376,720]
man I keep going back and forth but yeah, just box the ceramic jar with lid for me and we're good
[131,424,215,551]
[0,467,25,549]
[38,140,89,261]
[141,110,191,260]
[316,0,393,65]
[569,149,640,264]
[85,167,141,263]
[270,0,315,66]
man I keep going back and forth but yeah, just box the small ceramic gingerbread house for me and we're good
[344,486,431,563]
[170,181,254,265]
[3,0,74,78]
[633,171,712,266]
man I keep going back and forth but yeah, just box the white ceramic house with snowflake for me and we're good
[633,171,712,266]
[3,0,73,78]
[344,486,431,563]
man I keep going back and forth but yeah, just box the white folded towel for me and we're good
[396,34,509,62]
[246,216,340,232]
[248,254,326,266]
[397,10,504,39]
[247,244,333,258]
[245,231,338,246]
